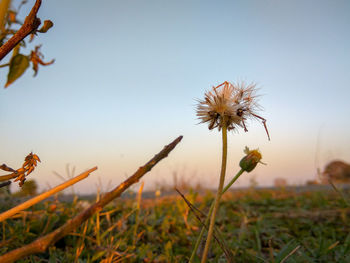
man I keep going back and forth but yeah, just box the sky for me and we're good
[1,0,350,194]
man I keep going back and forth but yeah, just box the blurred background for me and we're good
[1,0,349,194]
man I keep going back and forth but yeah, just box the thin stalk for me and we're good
[95,188,101,246]
[0,0,11,34]
[329,179,350,206]
[201,121,228,263]
[0,172,19,182]
[0,181,11,189]
[222,169,244,194]
[189,169,244,262]
[133,181,144,246]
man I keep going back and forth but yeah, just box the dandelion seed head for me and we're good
[196,81,270,139]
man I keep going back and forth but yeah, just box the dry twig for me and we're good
[0,135,183,263]
[0,180,11,189]
[0,167,97,222]
[0,0,42,60]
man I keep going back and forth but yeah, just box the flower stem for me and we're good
[189,168,244,263]
[201,122,228,263]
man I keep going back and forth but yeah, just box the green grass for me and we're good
[1,188,350,262]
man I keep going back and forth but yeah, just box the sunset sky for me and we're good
[1,0,350,194]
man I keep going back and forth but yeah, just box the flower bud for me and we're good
[239,147,263,172]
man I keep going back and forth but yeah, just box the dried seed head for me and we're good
[196,81,270,139]
[13,152,41,187]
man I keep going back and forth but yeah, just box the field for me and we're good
[1,186,350,262]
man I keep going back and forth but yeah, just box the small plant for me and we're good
[0,0,54,88]
[188,147,264,262]
[195,81,269,262]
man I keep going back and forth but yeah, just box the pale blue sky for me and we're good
[1,0,350,194]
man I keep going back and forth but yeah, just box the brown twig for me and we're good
[0,0,42,61]
[0,180,11,188]
[0,172,18,181]
[280,245,300,263]
[0,167,97,222]
[0,135,183,263]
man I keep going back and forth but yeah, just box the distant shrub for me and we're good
[322,160,350,182]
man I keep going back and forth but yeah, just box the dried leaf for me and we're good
[37,20,53,33]
[30,45,54,77]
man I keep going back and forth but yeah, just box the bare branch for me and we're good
[0,0,42,61]
[0,135,183,263]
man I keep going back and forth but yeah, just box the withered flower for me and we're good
[195,81,270,262]
[196,81,270,140]
[12,152,40,187]
[30,45,55,77]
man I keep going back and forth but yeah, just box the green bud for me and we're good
[239,147,263,172]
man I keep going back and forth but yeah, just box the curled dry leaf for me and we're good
[30,45,54,76]
[37,20,53,33]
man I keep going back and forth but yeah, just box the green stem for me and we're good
[189,169,244,262]
[222,169,244,194]
[201,123,228,263]
[329,179,350,207]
